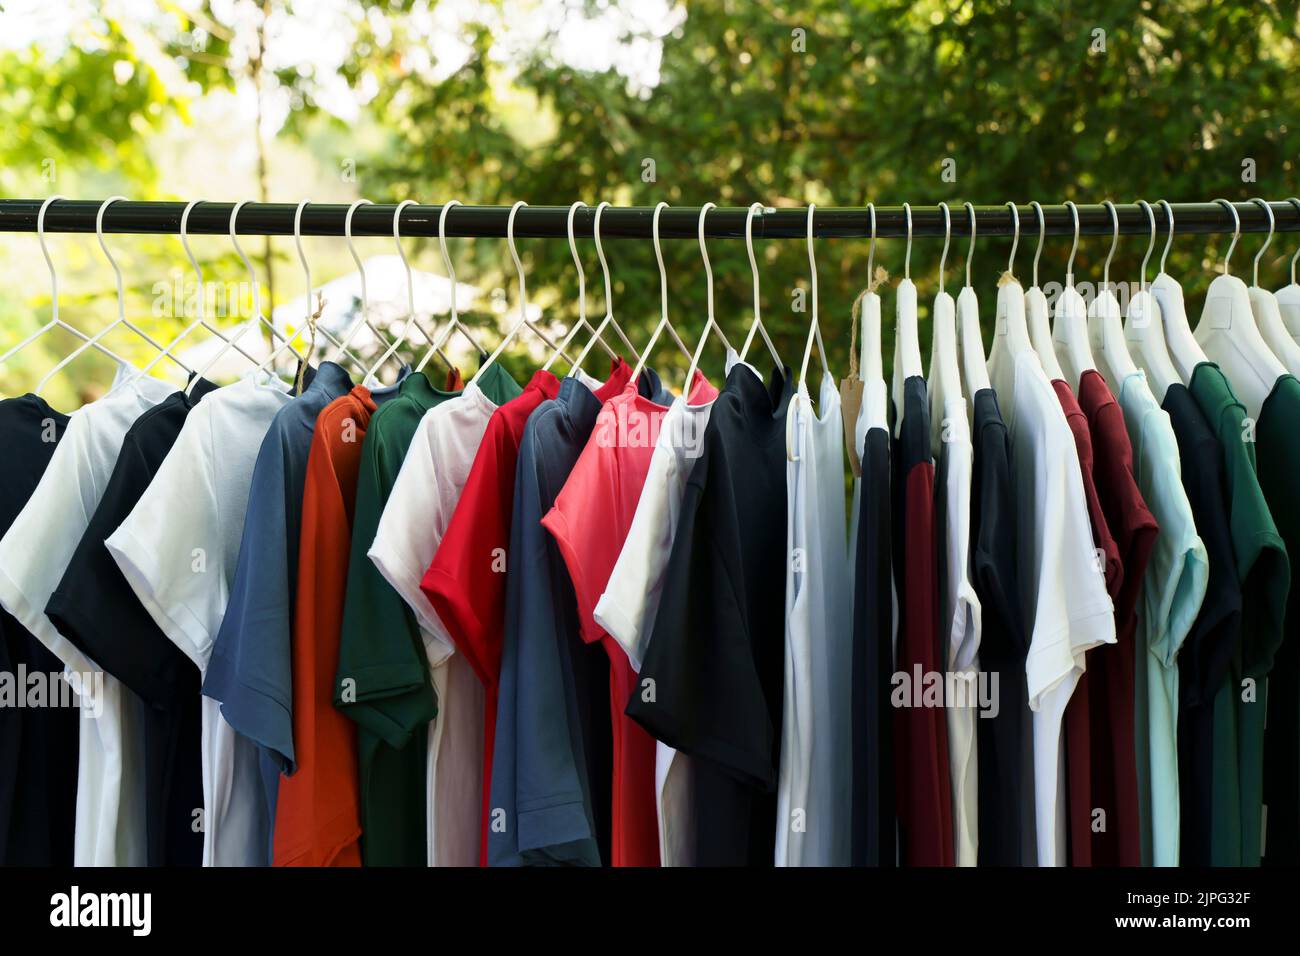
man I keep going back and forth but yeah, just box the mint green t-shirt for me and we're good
[1119,370,1208,866]
[1188,362,1289,867]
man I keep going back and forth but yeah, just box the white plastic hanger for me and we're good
[421,199,491,374]
[956,201,992,397]
[140,201,260,388]
[256,200,367,381]
[928,202,962,452]
[737,202,783,371]
[1087,200,1140,393]
[988,202,1040,408]
[329,199,403,385]
[36,196,188,396]
[1193,198,1285,417]
[630,202,695,389]
[1150,200,1210,382]
[7,197,133,395]
[472,201,570,386]
[892,202,924,434]
[1049,201,1096,389]
[187,200,299,395]
[1023,201,1064,382]
[569,201,641,373]
[789,203,832,461]
[363,201,429,382]
[542,201,616,373]
[1245,198,1300,376]
[683,202,736,388]
[856,203,883,385]
[1124,199,1182,400]
[1277,198,1300,341]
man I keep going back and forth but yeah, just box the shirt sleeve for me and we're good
[368,417,450,661]
[420,418,515,688]
[333,426,437,749]
[626,434,779,790]
[594,448,677,671]
[202,424,297,771]
[105,404,223,671]
[0,417,107,677]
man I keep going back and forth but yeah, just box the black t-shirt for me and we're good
[1161,382,1242,866]
[627,364,792,866]
[850,422,895,866]
[0,393,77,865]
[46,381,218,866]
[969,387,1033,866]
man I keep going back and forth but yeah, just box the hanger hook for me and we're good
[745,201,764,325]
[1064,200,1080,286]
[937,202,951,294]
[866,202,877,280]
[1136,200,1156,289]
[1290,198,1300,286]
[438,199,463,323]
[593,201,614,318]
[567,201,588,324]
[506,200,529,327]
[698,202,717,323]
[903,202,913,280]
[229,200,264,323]
[37,195,67,324]
[1250,198,1274,288]
[1030,200,1045,287]
[1214,199,1239,275]
[180,200,207,322]
[294,200,313,333]
[1102,200,1119,290]
[967,201,977,287]
[1003,202,1018,279]
[96,196,129,325]
[652,201,669,327]
[1159,199,1175,274]
[345,199,373,317]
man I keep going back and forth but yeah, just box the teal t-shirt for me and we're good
[333,363,518,865]
[1253,372,1300,864]
[1119,370,1208,866]
[1188,362,1289,867]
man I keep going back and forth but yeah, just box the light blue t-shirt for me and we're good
[1118,369,1209,866]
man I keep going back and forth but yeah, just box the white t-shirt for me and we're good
[1008,350,1115,866]
[368,379,503,867]
[933,395,982,866]
[775,377,853,867]
[0,371,173,867]
[106,373,292,866]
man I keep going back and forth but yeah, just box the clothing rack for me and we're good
[1,199,1297,240]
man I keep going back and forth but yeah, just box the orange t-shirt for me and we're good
[273,386,377,866]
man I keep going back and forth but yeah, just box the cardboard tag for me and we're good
[840,376,864,477]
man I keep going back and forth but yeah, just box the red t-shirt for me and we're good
[420,359,633,864]
[1053,377,1121,867]
[273,386,377,866]
[893,374,953,866]
[1077,369,1157,867]
[541,371,716,867]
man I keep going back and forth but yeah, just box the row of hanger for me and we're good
[0,196,795,407]
[6,195,1300,448]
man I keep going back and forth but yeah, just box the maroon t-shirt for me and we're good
[1078,369,1157,867]
[1053,378,1121,867]
[892,375,953,866]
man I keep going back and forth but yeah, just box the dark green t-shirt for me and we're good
[1254,372,1300,865]
[1188,362,1289,867]
[333,363,518,865]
